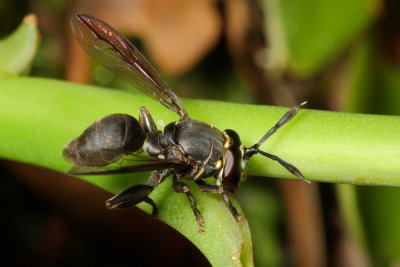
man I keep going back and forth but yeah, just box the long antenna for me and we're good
[245,102,309,183]
[255,101,307,148]
[257,150,310,183]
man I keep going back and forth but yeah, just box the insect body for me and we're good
[64,14,308,232]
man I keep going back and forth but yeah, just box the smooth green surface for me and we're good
[1,77,400,185]
[0,14,39,76]
[1,77,400,265]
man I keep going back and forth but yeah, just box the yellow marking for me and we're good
[204,144,214,165]
[141,135,150,152]
[214,159,222,170]
[222,131,231,149]
[240,145,245,157]
[194,167,205,180]
[217,150,228,185]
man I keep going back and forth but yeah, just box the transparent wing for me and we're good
[72,14,190,119]
[68,156,188,175]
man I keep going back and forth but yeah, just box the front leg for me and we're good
[222,193,244,224]
[195,180,244,224]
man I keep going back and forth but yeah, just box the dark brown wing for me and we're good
[67,157,188,175]
[71,14,190,120]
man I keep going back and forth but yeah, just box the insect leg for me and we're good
[106,170,170,216]
[106,185,158,215]
[222,193,245,224]
[172,176,205,232]
[148,169,170,187]
[195,180,225,194]
[196,180,244,223]
[139,106,158,133]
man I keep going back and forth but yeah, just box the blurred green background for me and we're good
[1,0,400,266]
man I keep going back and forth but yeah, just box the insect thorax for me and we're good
[159,120,226,179]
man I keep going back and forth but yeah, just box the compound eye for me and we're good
[223,150,235,179]
[222,149,241,193]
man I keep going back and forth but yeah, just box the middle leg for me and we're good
[173,175,205,232]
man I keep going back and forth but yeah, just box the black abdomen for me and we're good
[63,114,146,166]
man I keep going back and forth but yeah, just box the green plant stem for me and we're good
[1,77,255,267]
[2,76,400,184]
[1,76,400,265]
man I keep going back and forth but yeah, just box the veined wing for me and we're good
[68,157,188,175]
[71,14,190,120]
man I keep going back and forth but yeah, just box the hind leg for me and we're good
[106,169,169,216]
[106,184,158,215]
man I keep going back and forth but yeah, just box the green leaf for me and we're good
[269,0,377,76]
[0,14,40,76]
[346,36,400,115]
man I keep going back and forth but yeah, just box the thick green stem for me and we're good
[1,77,256,267]
[1,76,400,266]
[1,77,399,185]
